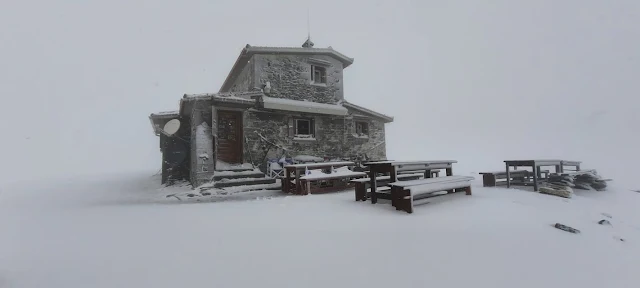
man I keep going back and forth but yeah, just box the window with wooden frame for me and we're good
[293,118,315,139]
[355,121,369,137]
[310,65,327,84]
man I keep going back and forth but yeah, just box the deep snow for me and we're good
[1,172,639,288]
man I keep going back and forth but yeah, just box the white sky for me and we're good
[1,0,638,187]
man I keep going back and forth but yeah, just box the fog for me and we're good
[1,0,638,187]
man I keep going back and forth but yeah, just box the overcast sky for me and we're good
[1,0,638,187]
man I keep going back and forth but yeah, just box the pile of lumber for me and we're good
[540,170,610,198]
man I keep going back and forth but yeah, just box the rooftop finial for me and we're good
[302,7,314,48]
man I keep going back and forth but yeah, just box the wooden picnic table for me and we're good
[363,160,457,204]
[282,161,356,194]
[504,159,582,191]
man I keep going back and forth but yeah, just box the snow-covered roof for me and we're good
[220,44,354,92]
[149,111,180,136]
[149,110,179,118]
[179,92,259,115]
[342,101,394,123]
[261,96,348,116]
[182,91,262,102]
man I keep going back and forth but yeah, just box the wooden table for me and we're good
[363,160,457,204]
[282,161,356,194]
[504,159,582,191]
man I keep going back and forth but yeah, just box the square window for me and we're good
[295,118,314,137]
[311,65,327,84]
[355,121,369,136]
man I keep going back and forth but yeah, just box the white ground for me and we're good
[1,172,639,288]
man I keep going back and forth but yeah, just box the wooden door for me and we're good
[217,110,243,164]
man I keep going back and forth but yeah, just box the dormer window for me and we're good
[311,65,327,84]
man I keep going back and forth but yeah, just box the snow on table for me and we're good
[350,173,425,183]
[365,160,458,165]
[300,168,365,180]
[285,161,355,169]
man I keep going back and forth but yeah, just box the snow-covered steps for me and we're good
[215,161,255,172]
[213,170,266,181]
[213,177,276,188]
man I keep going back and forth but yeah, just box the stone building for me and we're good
[149,39,394,187]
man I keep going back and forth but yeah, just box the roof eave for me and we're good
[219,46,251,93]
[342,101,394,123]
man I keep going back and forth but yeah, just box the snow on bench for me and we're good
[367,186,391,193]
[394,177,474,214]
[389,175,474,188]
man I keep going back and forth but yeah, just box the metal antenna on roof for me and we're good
[307,7,311,41]
[302,7,314,48]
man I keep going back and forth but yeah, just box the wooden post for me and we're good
[283,168,290,192]
[211,106,218,171]
[465,186,472,195]
[446,168,453,176]
[390,166,398,183]
[370,166,378,204]
[555,165,561,174]
[506,162,511,188]
[295,168,301,195]
[425,169,432,178]
[532,164,539,191]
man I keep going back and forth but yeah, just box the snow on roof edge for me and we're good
[261,96,348,116]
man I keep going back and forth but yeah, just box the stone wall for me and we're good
[242,110,386,172]
[229,60,254,92]
[189,102,214,187]
[252,54,344,103]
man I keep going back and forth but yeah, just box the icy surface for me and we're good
[1,173,640,288]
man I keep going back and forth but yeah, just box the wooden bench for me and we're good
[479,170,527,187]
[351,173,423,201]
[480,170,551,187]
[299,167,366,195]
[390,176,474,213]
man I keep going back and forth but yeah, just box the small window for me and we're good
[311,65,327,84]
[295,118,315,137]
[355,121,369,136]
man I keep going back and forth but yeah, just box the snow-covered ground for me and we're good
[1,172,639,288]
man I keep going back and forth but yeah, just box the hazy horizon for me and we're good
[1,0,638,188]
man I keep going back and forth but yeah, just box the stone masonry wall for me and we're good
[229,59,254,92]
[252,54,344,103]
[242,110,386,172]
[189,102,214,187]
